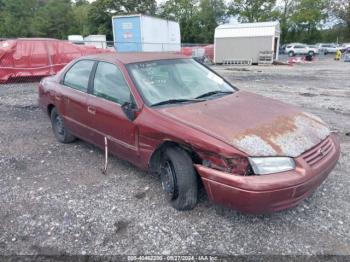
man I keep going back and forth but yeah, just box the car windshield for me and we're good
[127,59,235,106]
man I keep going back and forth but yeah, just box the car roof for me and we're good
[82,52,188,65]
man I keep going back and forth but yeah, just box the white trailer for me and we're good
[112,14,181,52]
[214,21,280,64]
[68,35,84,45]
[84,35,107,49]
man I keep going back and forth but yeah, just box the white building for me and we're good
[214,21,280,64]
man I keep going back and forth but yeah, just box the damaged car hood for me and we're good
[157,91,330,157]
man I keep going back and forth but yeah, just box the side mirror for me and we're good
[121,101,138,121]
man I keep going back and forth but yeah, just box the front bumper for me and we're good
[195,134,341,214]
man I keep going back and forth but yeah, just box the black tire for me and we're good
[50,107,76,143]
[308,51,314,56]
[288,51,294,57]
[160,147,198,210]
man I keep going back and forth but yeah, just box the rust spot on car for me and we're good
[238,115,297,154]
[232,113,330,157]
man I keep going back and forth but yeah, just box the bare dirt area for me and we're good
[0,57,350,256]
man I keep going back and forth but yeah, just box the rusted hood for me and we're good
[157,91,330,157]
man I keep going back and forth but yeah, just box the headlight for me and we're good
[248,157,295,175]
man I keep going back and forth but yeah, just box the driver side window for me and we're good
[93,62,131,105]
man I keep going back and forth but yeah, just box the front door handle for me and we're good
[87,105,96,115]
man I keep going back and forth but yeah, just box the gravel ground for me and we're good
[0,57,349,257]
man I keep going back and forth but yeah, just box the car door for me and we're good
[295,45,307,54]
[322,44,329,52]
[86,61,139,162]
[60,59,96,142]
[302,45,309,54]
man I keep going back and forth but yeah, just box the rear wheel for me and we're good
[308,51,315,56]
[288,51,294,57]
[160,147,198,211]
[50,107,76,143]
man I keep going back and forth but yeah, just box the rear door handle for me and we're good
[87,105,96,115]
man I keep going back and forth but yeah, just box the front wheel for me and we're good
[308,51,315,56]
[50,107,76,143]
[160,147,198,211]
[288,51,294,57]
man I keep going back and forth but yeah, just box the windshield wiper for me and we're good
[151,98,204,107]
[195,90,233,99]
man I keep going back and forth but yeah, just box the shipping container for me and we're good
[112,14,181,52]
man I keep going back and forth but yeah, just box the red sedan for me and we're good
[38,53,340,214]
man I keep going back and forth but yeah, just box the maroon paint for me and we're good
[38,52,341,214]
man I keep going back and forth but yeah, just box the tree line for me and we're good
[0,0,349,44]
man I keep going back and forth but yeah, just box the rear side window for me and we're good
[93,62,131,104]
[64,60,94,92]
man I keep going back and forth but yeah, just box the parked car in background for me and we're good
[38,52,340,214]
[344,48,350,62]
[308,45,318,50]
[339,43,350,53]
[317,43,339,54]
[279,44,286,54]
[285,43,318,56]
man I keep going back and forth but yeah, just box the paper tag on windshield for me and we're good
[207,72,224,85]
